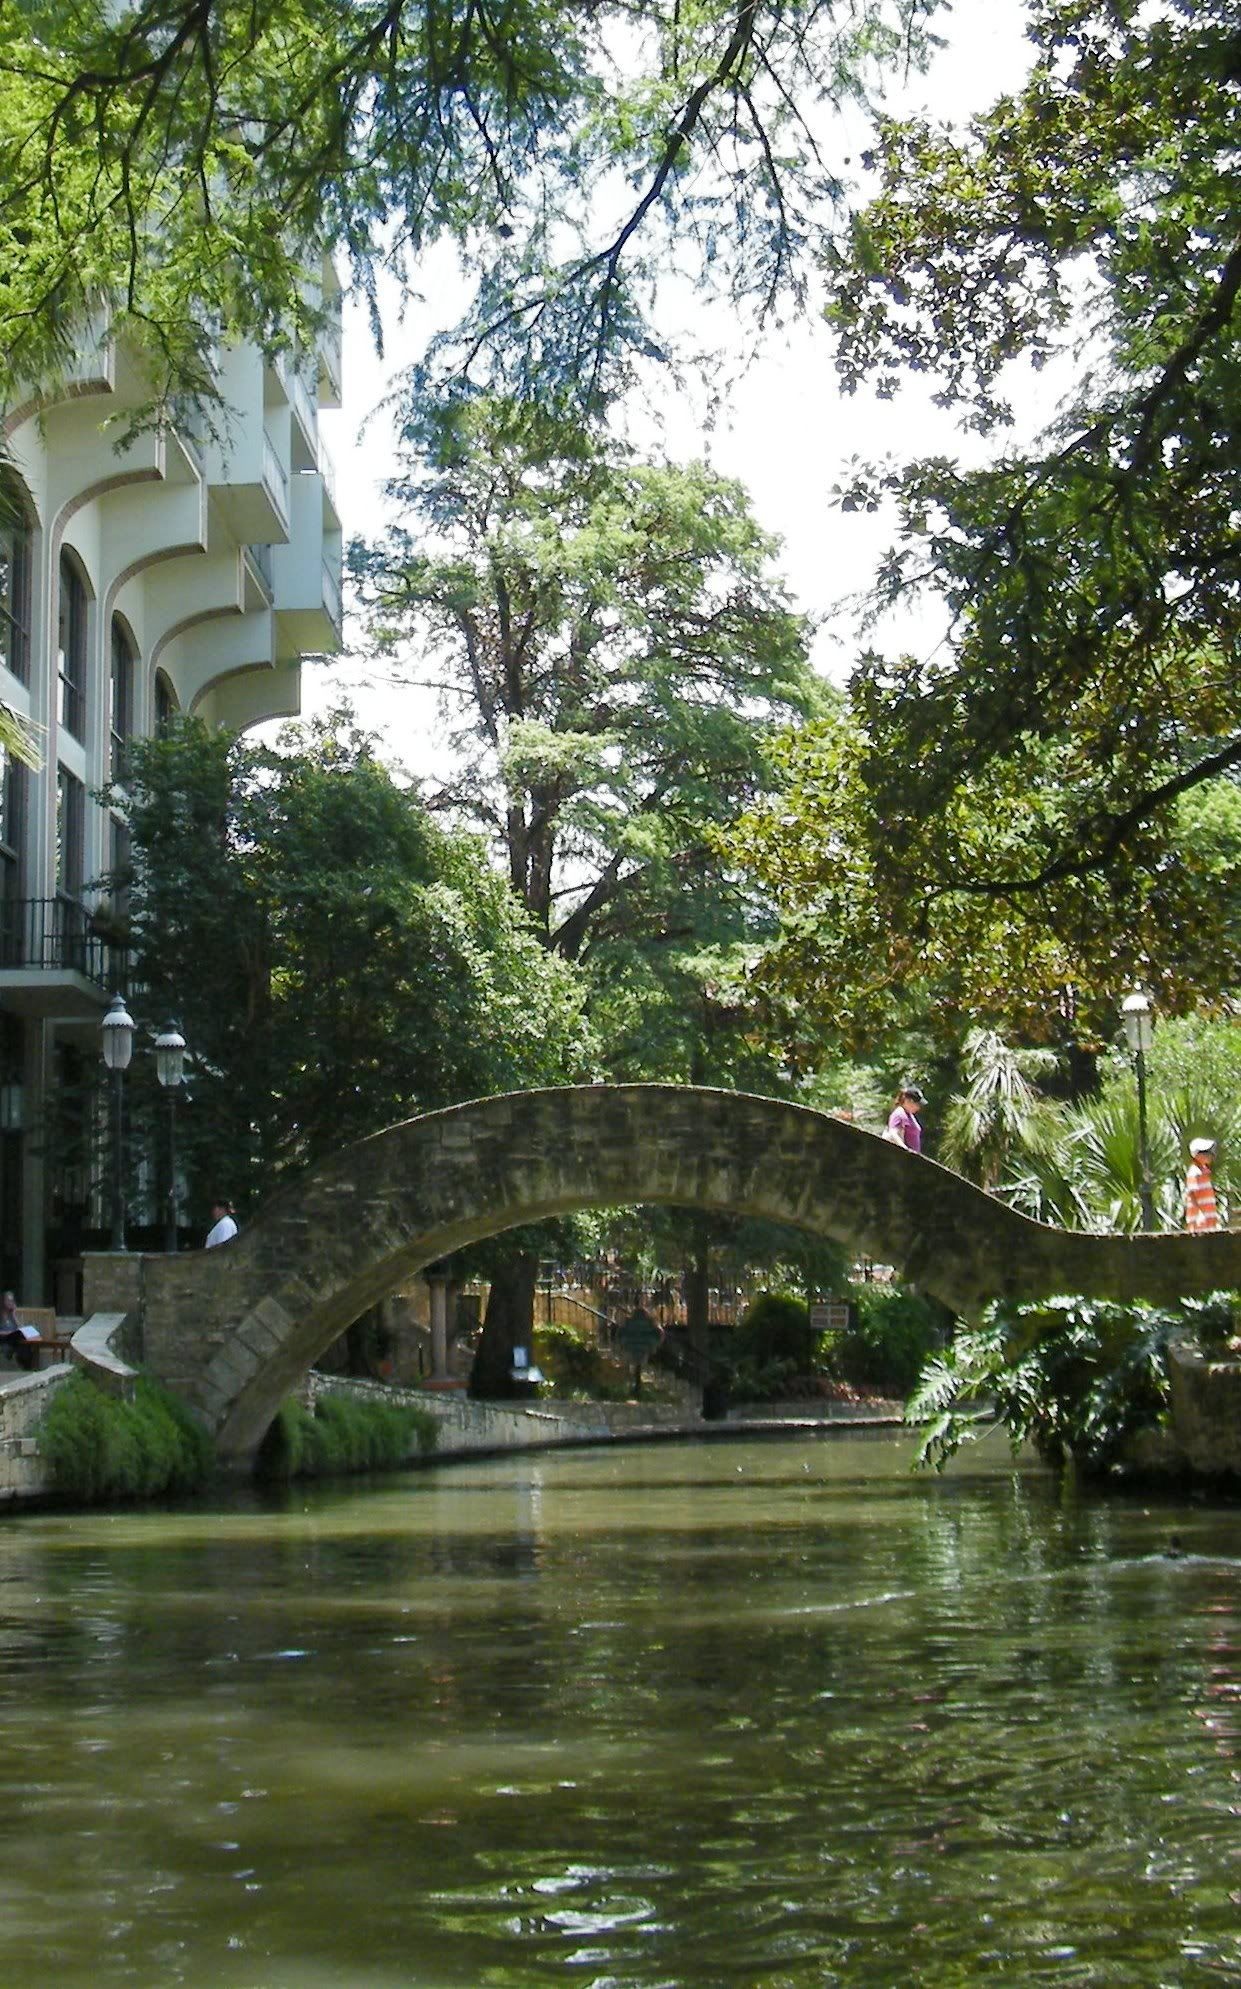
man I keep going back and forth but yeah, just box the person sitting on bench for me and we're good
[0,1291,40,1371]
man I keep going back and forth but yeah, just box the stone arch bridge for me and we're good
[83,1085,1241,1470]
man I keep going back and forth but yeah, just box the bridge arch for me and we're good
[120,1085,1240,1468]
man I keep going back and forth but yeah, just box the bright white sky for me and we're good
[306,0,1039,774]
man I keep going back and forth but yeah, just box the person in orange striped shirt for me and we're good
[1185,1138,1219,1233]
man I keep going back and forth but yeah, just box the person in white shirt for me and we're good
[204,1201,238,1248]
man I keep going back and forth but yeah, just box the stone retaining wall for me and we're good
[0,1365,71,1502]
[310,1374,708,1457]
[1165,1345,1241,1480]
[727,1398,905,1423]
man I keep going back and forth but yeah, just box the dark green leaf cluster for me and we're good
[255,1391,437,1481]
[828,1283,952,1396]
[533,1321,630,1398]
[908,1288,1241,1476]
[98,710,593,1219]
[38,1373,215,1503]
[811,0,1241,965]
[733,1288,816,1365]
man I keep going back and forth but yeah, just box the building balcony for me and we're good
[196,347,294,543]
[0,898,130,1017]
[271,472,342,655]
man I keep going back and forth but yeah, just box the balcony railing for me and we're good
[244,540,274,599]
[0,897,130,991]
[319,322,342,400]
[288,358,318,452]
[321,559,343,633]
[261,428,289,526]
[317,444,337,516]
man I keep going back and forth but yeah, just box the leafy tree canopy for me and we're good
[738,0,1241,1009]
[0,0,942,423]
[104,710,593,1212]
[352,395,828,962]
[730,692,1241,1052]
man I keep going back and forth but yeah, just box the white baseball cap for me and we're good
[1189,1138,1217,1157]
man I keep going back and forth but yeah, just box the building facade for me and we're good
[0,267,343,1304]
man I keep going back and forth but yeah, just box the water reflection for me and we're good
[1,1433,1240,1984]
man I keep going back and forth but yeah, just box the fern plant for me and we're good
[908,1292,1240,1475]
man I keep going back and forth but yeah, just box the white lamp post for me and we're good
[100,993,134,1250]
[154,1023,187,1254]
[1121,988,1155,1231]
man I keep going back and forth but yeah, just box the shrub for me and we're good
[38,1374,214,1503]
[534,1322,631,1399]
[908,1291,1241,1475]
[255,1390,439,1481]
[723,1354,800,1403]
[733,1291,817,1367]
[826,1285,954,1396]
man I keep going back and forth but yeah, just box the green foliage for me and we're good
[38,1374,214,1504]
[720,1353,803,1404]
[733,1290,816,1367]
[101,711,593,1215]
[908,1292,1241,1477]
[733,714,1241,1055]
[728,2,1241,1044]
[255,1392,438,1482]
[353,400,825,967]
[823,1,1241,927]
[0,2,938,424]
[533,1322,630,1399]
[827,1285,953,1397]
[996,1015,1241,1233]
[940,1030,1058,1188]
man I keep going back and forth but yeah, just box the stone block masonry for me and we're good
[82,1085,1241,1473]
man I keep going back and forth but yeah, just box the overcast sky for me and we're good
[306,0,1037,770]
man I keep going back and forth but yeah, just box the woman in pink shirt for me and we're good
[886,1085,925,1153]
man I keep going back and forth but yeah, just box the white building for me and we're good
[0,267,343,1304]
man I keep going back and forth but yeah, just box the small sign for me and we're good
[810,1302,851,1334]
[617,1308,663,1362]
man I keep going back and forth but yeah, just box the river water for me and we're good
[3,1429,1240,1987]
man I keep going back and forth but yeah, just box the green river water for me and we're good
[2,1428,1240,1987]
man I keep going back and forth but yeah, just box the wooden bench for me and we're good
[3,1308,73,1370]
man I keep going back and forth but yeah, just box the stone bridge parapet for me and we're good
[80,1085,1241,1470]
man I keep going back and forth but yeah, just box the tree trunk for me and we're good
[469,1251,538,1399]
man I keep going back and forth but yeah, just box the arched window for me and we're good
[0,479,33,685]
[57,551,88,741]
[110,616,135,779]
[154,669,177,736]
[0,742,26,961]
[56,764,84,900]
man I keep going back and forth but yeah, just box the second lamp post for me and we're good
[100,993,134,1251]
[155,1023,187,1254]
[1121,988,1156,1232]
